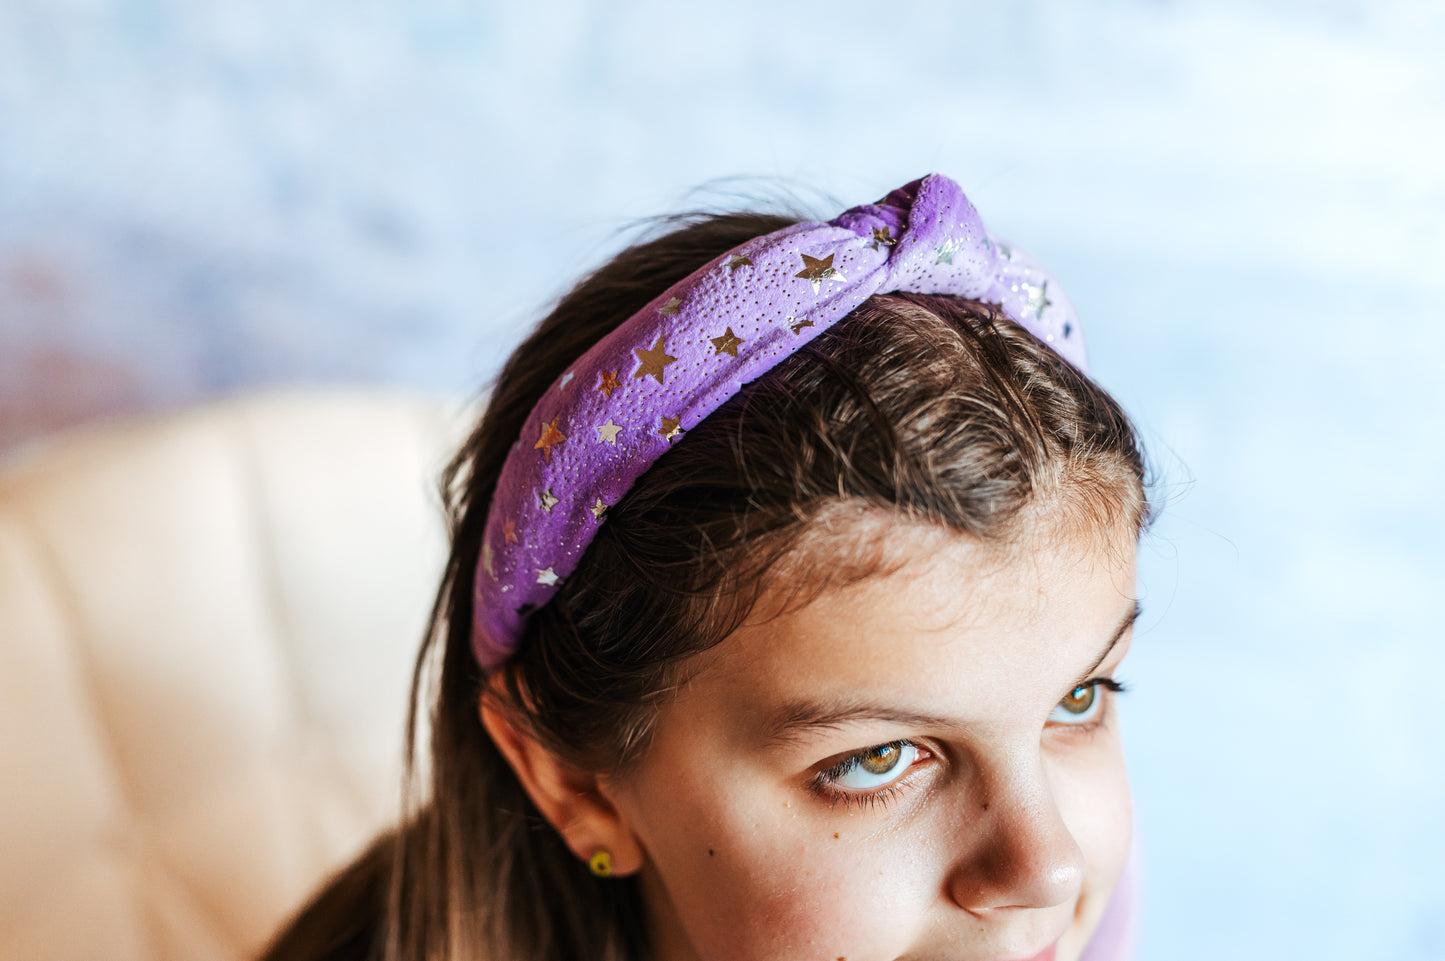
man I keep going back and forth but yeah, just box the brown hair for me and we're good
[258,210,1148,961]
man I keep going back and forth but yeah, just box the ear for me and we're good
[478,672,645,876]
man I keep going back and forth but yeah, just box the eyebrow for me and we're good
[1066,602,1141,693]
[760,602,1141,746]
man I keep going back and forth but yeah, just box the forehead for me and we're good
[684,524,1138,723]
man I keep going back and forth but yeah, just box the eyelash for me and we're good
[807,743,923,812]
[805,678,1130,811]
[1053,678,1129,730]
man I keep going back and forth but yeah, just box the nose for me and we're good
[945,760,1085,915]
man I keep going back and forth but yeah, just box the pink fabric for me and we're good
[1080,836,1142,961]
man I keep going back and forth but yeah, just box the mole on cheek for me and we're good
[833,833,839,839]
[708,849,715,856]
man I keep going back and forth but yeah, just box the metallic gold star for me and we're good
[481,541,495,578]
[596,418,623,445]
[536,567,559,587]
[538,489,559,513]
[869,226,895,249]
[790,317,815,335]
[590,498,608,521]
[598,370,621,399]
[659,296,682,315]
[658,415,684,441]
[634,335,679,384]
[795,253,845,293]
[710,327,744,357]
[534,417,567,462]
[727,254,753,269]
[1023,281,1052,318]
[503,518,517,544]
[935,238,959,265]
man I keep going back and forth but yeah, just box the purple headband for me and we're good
[472,173,1085,670]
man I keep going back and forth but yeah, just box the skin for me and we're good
[485,520,1138,961]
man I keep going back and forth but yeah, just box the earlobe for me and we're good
[478,676,645,877]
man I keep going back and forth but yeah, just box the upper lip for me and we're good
[1001,940,1058,961]
[905,931,1060,961]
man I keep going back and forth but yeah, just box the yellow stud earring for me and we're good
[588,849,613,877]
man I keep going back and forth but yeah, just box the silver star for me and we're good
[1023,281,1052,318]
[659,296,682,316]
[590,498,608,521]
[536,567,559,587]
[481,541,495,578]
[559,371,574,389]
[727,254,753,269]
[538,489,559,513]
[935,238,959,265]
[596,419,623,445]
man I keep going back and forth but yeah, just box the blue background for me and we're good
[2,1,1442,957]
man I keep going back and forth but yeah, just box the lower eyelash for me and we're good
[807,775,910,812]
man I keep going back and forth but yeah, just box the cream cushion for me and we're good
[0,389,469,961]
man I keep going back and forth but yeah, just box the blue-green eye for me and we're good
[1047,680,1124,726]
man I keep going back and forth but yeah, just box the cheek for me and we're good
[1051,734,1133,950]
[626,754,931,961]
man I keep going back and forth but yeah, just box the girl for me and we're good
[261,173,1148,961]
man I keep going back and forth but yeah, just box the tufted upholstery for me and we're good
[0,389,470,961]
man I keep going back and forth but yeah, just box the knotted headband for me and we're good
[472,173,1086,670]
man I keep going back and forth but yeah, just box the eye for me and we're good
[1048,679,1124,726]
[823,740,920,791]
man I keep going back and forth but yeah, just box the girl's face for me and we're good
[602,523,1138,961]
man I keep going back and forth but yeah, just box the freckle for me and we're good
[833,832,840,839]
[982,802,989,811]
[708,849,715,856]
